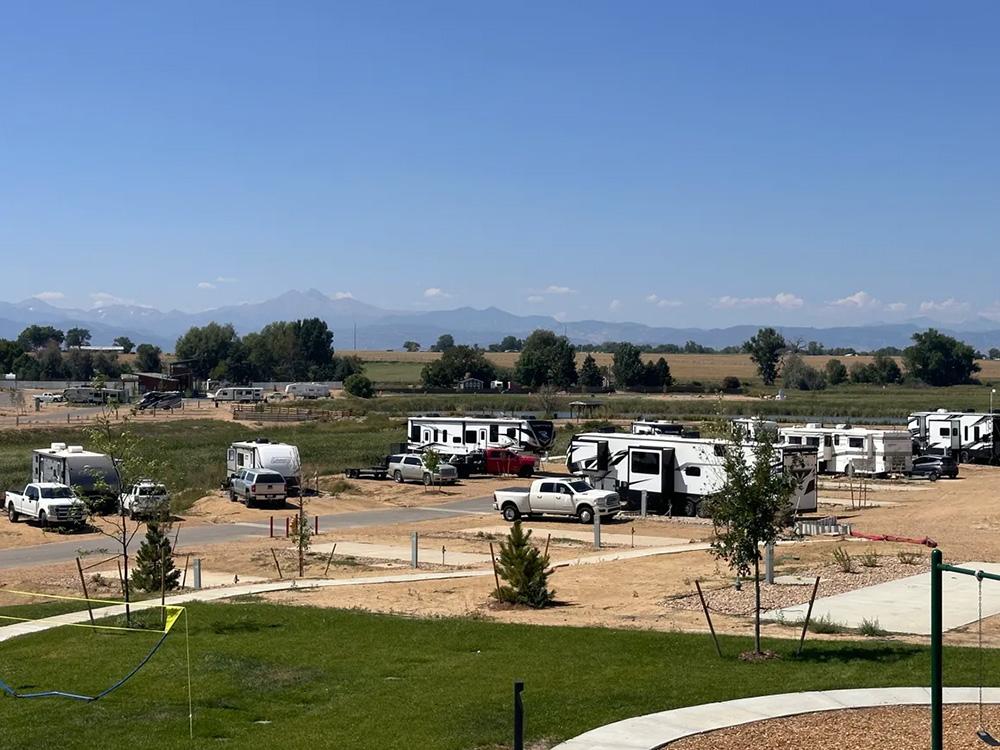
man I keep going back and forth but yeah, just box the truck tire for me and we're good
[502,504,520,522]
[423,473,432,487]
[229,490,237,502]
[394,470,403,484]
[7,504,18,523]
[518,467,532,478]
[578,505,594,525]
[38,511,48,528]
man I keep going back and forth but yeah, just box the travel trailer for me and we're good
[566,430,818,517]
[405,416,555,476]
[909,410,999,463]
[284,383,330,399]
[209,387,263,404]
[779,423,912,476]
[62,386,123,404]
[32,443,119,498]
[226,439,302,494]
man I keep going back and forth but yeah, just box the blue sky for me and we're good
[2,1,998,327]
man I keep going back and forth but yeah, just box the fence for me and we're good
[231,404,355,422]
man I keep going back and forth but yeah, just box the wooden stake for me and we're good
[270,548,283,579]
[324,543,337,577]
[695,580,722,658]
[489,542,502,599]
[182,553,191,588]
[797,575,822,656]
[543,533,551,558]
[75,557,95,625]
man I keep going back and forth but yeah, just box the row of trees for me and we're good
[745,327,981,389]
[0,328,161,380]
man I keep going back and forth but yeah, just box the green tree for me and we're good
[612,343,645,388]
[743,327,787,386]
[422,447,442,492]
[130,523,181,594]
[493,521,554,608]
[431,334,455,352]
[175,322,240,379]
[64,349,95,380]
[824,358,848,386]
[578,353,603,388]
[871,353,902,384]
[65,327,91,348]
[514,330,577,389]
[643,357,673,388]
[421,346,496,387]
[135,344,163,373]
[17,325,64,351]
[499,335,523,352]
[114,336,135,354]
[781,353,826,391]
[903,329,980,386]
[705,430,799,656]
[0,339,25,373]
[989,348,1000,361]
[343,373,375,398]
[38,342,65,378]
[403,341,421,352]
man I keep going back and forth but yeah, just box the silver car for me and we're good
[386,454,458,486]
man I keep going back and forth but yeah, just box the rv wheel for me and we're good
[578,506,594,525]
[393,470,403,484]
[960,451,971,464]
[684,499,700,518]
[502,504,520,522]
[7,504,18,523]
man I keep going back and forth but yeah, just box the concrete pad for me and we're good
[96,568,267,589]
[764,561,1000,635]
[462,525,692,548]
[311,541,492,567]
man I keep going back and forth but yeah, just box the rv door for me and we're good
[626,447,669,496]
[950,417,962,456]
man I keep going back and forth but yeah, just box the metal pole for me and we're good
[513,681,524,750]
[640,490,647,518]
[411,532,419,568]
[192,558,202,590]
[765,543,775,585]
[593,508,601,549]
[931,548,943,750]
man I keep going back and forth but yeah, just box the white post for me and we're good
[765,543,775,585]
[192,558,202,589]
[593,509,601,549]
[640,490,647,518]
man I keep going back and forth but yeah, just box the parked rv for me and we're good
[778,423,912,476]
[405,416,555,476]
[32,443,119,499]
[6,483,86,527]
[567,430,818,517]
[62,386,123,404]
[226,439,302,494]
[493,478,620,523]
[909,410,998,464]
[209,387,263,404]
[284,382,329,399]
[136,391,182,411]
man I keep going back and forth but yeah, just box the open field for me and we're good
[352,351,1000,386]
[1,603,999,750]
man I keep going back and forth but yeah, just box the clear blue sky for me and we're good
[2,1,998,327]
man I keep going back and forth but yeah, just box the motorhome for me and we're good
[567,430,818,517]
[209,387,263,404]
[226,439,302,494]
[778,423,912,476]
[32,443,119,498]
[405,416,555,476]
[909,410,999,463]
[62,386,123,404]
[284,383,329,399]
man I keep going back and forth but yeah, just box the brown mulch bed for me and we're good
[666,556,930,618]
[665,705,1000,749]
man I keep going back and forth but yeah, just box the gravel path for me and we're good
[665,704,1000,749]
[666,555,930,617]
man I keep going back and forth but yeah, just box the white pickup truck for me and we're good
[493,478,620,524]
[6,483,86,527]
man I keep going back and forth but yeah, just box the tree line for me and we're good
[0,326,161,380]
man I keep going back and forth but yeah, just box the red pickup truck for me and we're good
[483,448,536,477]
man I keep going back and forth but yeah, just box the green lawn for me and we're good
[363,360,426,384]
[0,602,996,749]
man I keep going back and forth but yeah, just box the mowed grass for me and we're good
[0,418,405,512]
[353,351,1000,386]
[0,602,996,749]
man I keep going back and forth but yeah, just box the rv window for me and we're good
[506,428,517,439]
[849,437,864,448]
[823,436,832,447]
[411,425,421,442]
[433,429,439,443]
[489,425,499,442]
[788,436,802,445]
[630,451,659,476]
[423,431,430,442]
[464,430,476,443]
[684,466,701,477]
[807,437,820,447]
[939,428,950,437]
[237,454,245,467]
[714,444,726,456]
[834,435,840,445]
[441,430,447,442]
[453,437,461,443]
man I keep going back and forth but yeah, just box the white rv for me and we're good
[779,423,912,476]
[567,430,818,517]
[62,386,123,404]
[209,387,263,404]
[226,439,302,494]
[284,383,329,399]
[909,410,998,463]
[406,416,555,476]
[32,443,119,498]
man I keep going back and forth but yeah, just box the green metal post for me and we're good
[931,548,943,750]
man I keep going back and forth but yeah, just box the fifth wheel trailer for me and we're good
[909,410,999,463]
[566,431,817,517]
[778,424,912,476]
[405,416,555,476]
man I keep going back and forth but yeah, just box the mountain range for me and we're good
[3,290,1000,353]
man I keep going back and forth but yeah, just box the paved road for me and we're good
[0,495,495,569]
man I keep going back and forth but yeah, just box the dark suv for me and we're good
[908,455,959,481]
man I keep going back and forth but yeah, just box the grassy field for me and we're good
[0,418,405,512]
[0,602,996,749]
[353,351,1000,386]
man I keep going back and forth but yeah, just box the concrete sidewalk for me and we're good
[553,687,1000,750]
[764,561,1000,635]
